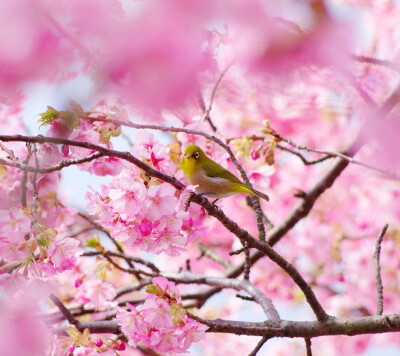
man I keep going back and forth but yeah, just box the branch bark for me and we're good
[51,313,400,338]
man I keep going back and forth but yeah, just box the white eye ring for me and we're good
[194,152,199,159]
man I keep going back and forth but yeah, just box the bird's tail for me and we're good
[233,182,270,202]
[250,187,270,202]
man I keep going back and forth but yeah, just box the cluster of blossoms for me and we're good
[0,170,83,277]
[66,325,126,356]
[116,276,208,354]
[85,153,190,256]
[38,106,199,256]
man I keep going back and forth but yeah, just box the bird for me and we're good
[181,144,269,202]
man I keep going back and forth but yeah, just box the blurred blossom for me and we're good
[0,279,53,356]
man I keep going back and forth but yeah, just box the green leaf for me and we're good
[38,106,59,127]
[145,284,163,296]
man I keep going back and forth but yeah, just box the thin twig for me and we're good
[351,54,400,73]
[83,251,160,273]
[102,252,154,278]
[0,152,104,173]
[0,141,17,159]
[30,144,39,217]
[20,145,32,207]
[246,196,274,229]
[236,294,255,301]
[74,208,128,257]
[277,144,334,165]
[229,244,250,256]
[201,61,235,132]
[243,246,251,280]
[68,227,97,238]
[197,242,232,269]
[248,336,270,356]
[374,224,388,315]
[305,338,312,356]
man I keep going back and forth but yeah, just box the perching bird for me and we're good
[181,144,269,201]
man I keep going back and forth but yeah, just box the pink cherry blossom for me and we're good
[0,207,31,242]
[0,239,26,262]
[152,276,182,302]
[0,0,74,96]
[75,280,117,310]
[141,298,173,329]
[82,156,123,176]
[47,237,83,272]
[143,183,177,221]
[116,278,208,354]
[108,178,146,217]
[0,289,52,356]
[132,133,175,175]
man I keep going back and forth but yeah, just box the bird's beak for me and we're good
[183,154,188,159]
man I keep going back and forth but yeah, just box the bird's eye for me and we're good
[194,152,199,159]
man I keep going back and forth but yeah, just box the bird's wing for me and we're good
[202,160,242,183]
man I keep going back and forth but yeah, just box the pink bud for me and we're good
[61,144,69,156]
[250,148,260,160]
[139,220,153,236]
[95,339,103,347]
[68,343,76,353]
[115,340,126,351]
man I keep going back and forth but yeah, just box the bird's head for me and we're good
[183,144,206,160]
[182,144,207,174]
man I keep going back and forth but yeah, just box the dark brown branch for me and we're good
[49,293,78,325]
[246,196,274,229]
[374,224,388,315]
[305,338,312,356]
[243,246,251,280]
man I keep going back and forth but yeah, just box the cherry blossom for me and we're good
[0,207,31,242]
[75,280,117,310]
[116,277,208,354]
[47,237,83,272]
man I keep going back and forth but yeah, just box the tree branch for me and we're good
[197,242,233,269]
[351,54,400,73]
[305,338,312,356]
[49,293,79,326]
[374,224,388,315]
[50,313,400,338]
[0,151,104,173]
[248,336,270,356]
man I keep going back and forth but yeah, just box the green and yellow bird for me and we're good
[181,144,269,201]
